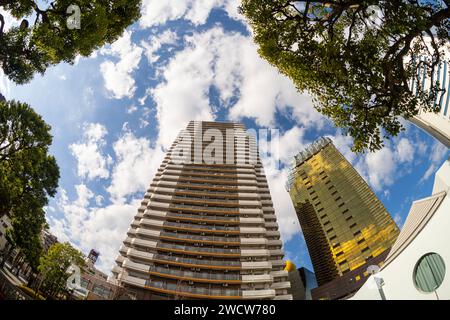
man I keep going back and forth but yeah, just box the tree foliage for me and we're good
[0,0,141,84]
[240,0,450,152]
[38,242,85,298]
[0,99,59,270]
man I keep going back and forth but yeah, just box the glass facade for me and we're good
[287,138,400,287]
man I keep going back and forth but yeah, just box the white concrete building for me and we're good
[408,44,450,148]
[351,157,450,300]
[0,215,12,251]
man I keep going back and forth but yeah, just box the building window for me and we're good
[413,253,446,293]
[80,278,89,289]
[92,285,111,299]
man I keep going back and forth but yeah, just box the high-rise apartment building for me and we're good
[286,137,400,299]
[112,121,292,300]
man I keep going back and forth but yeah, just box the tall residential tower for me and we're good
[286,137,400,299]
[112,121,292,300]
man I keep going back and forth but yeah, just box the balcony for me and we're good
[134,227,161,239]
[242,289,276,300]
[157,242,240,256]
[147,265,241,283]
[166,212,239,224]
[271,270,289,278]
[241,261,272,270]
[145,280,242,299]
[122,258,150,273]
[152,253,241,270]
[160,231,240,245]
[241,249,270,257]
[241,274,273,283]
[127,248,155,262]
[239,227,266,235]
[163,221,240,234]
[270,281,291,290]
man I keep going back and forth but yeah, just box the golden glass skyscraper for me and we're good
[286,137,400,299]
[112,121,292,300]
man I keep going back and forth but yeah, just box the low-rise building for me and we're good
[0,215,12,252]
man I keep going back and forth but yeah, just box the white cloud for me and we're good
[95,195,104,206]
[151,27,324,148]
[69,123,111,180]
[100,30,143,99]
[277,126,308,165]
[49,187,138,274]
[328,132,357,164]
[140,0,224,28]
[141,29,179,64]
[127,104,138,114]
[107,129,165,203]
[139,0,246,28]
[396,138,415,163]
[344,136,418,192]
[421,141,449,182]
[358,147,396,192]
[74,184,94,207]
[150,33,216,147]
[258,127,310,242]
[393,213,404,229]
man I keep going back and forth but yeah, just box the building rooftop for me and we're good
[285,137,332,191]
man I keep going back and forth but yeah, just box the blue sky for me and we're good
[0,1,449,274]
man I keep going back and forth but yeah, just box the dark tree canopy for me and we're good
[0,99,59,269]
[240,0,450,152]
[38,242,85,298]
[0,0,141,84]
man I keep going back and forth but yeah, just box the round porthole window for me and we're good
[413,253,446,293]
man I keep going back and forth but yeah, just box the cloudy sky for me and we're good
[1,1,449,275]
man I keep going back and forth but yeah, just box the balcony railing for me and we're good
[170,203,239,212]
[165,211,239,223]
[160,231,240,243]
[148,265,241,281]
[163,221,239,232]
[153,253,241,268]
[172,195,239,206]
[146,280,241,297]
[157,242,240,255]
